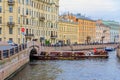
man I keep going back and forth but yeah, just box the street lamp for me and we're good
[114,35,116,43]
[102,30,107,43]
[20,15,27,44]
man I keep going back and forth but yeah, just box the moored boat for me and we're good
[32,50,108,60]
[104,47,115,51]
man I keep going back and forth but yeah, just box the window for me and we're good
[18,17,20,24]
[9,16,13,22]
[9,27,13,34]
[0,17,2,24]
[0,38,2,41]
[18,0,20,3]
[26,29,28,34]
[8,0,14,2]
[9,6,13,13]
[26,0,29,5]
[0,28,2,34]
[18,7,20,14]
[18,28,20,35]
[22,0,24,4]
[26,8,28,15]
[0,6,2,13]
[22,8,24,15]
[9,38,13,41]
[26,18,28,25]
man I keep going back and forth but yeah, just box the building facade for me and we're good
[103,20,120,43]
[0,0,59,44]
[96,20,110,43]
[58,18,79,44]
[60,13,96,44]
[77,18,96,44]
[75,14,96,44]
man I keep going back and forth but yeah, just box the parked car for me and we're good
[53,42,61,47]
[7,41,18,46]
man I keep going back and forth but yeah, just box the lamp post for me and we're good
[114,35,116,44]
[33,36,35,48]
[20,15,27,44]
[102,30,107,43]
[21,27,25,44]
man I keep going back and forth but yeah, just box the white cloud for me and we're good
[59,0,120,22]
[60,0,119,12]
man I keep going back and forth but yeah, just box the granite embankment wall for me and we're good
[117,46,120,58]
[42,44,118,52]
[0,45,28,80]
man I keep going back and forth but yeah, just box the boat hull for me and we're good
[32,55,108,60]
[105,48,115,51]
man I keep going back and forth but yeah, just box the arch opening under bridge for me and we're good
[27,41,41,61]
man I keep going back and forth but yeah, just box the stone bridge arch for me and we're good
[27,41,41,60]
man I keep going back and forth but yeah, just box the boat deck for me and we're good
[31,50,108,60]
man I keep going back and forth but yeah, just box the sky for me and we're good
[59,0,120,22]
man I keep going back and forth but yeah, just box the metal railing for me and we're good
[0,44,27,60]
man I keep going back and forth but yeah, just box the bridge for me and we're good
[0,42,119,80]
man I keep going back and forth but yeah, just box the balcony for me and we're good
[51,35,57,39]
[7,22,15,27]
[55,4,59,7]
[25,34,34,38]
[50,2,55,5]
[8,0,15,5]
[39,16,45,21]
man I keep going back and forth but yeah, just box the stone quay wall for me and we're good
[41,44,119,52]
[117,46,120,58]
[0,44,29,80]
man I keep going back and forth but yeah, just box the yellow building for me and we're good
[77,18,96,44]
[0,0,59,44]
[60,13,96,44]
[58,19,79,44]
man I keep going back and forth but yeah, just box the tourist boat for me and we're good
[34,50,108,60]
[104,47,115,51]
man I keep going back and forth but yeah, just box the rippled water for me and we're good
[11,51,120,80]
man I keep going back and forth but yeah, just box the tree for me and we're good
[101,36,105,43]
[45,40,50,45]
[86,36,91,44]
[101,30,106,43]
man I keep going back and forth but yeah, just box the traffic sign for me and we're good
[21,27,25,32]
[22,32,25,35]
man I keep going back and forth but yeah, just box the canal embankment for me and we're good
[117,45,120,58]
[0,44,28,80]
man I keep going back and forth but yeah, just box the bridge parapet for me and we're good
[27,41,40,48]
[0,44,28,80]
[0,44,27,60]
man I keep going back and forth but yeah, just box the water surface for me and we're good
[11,51,120,80]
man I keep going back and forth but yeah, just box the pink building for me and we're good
[96,20,110,43]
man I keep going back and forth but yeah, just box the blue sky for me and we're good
[59,0,120,22]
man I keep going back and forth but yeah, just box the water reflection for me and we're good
[11,51,120,80]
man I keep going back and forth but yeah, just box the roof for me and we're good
[59,19,78,24]
[74,14,95,22]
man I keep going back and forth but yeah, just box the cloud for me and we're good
[59,0,120,22]
[60,0,119,12]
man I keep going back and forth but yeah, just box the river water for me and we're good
[11,51,120,80]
